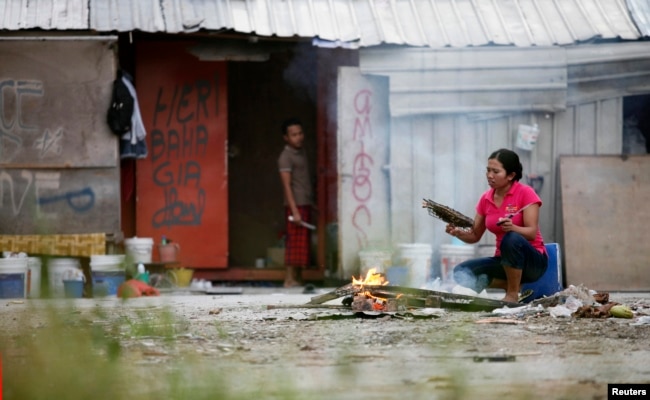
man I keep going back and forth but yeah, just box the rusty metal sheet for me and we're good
[0,167,120,235]
[0,38,117,168]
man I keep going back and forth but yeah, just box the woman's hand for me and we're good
[497,217,512,231]
[446,213,485,244]
[445,224,461,238]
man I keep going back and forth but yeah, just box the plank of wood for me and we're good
[307,283,354,304]
[560,156,650,290]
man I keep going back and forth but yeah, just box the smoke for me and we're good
[282,42,317,102]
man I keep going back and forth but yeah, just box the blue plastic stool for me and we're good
[521,243,563,303]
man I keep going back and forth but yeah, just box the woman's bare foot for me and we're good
[502,294,519,303]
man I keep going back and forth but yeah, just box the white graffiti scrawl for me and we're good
[33,127,64,156]
[0,78,45,161]
[0,170,95,218]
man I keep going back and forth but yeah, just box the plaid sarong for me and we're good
[284,206,311,267]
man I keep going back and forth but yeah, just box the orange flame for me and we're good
[352,268,388,287]
[351,269,391,311]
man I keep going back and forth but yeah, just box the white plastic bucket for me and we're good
[90,254,125,296]
[28,257,42,298]
[396,243,433,288]
[440,244,476,283]
[0,258,29,299]
[358,249,392,276]
[125,237,154,263]
[48,258,81,298]
[90,254,126,271]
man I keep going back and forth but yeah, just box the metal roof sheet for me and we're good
[0,0,645,48]
[627,0,650,37]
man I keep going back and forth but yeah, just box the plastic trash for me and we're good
[550,305,573,318]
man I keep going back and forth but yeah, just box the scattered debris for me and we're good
[475,318,524,325]
[473,355,516,362]
[631,316,650,326]
[275,279,645,325]
[117,279,160,298]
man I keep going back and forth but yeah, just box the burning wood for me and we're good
[308,267,520,312]
[350,268,394,312]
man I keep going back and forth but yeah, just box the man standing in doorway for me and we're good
[278,118,313,288]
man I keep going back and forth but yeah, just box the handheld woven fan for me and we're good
[422,199,474,228]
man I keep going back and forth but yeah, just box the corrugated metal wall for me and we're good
[390,98,622,278]
[369,43,648,278]
[361,46,568,116]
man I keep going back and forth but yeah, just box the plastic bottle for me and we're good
[161,235,167,245]
[135,263,150,284]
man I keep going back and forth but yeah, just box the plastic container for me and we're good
[358,248,392,276]
[124,237,154,263]
[396,243,433,288]
[90,254,126,296]
[440,244,476,283]
[0,258,29,299]
[63,280,84,298]
[169,268,193,287]
[27,257,42,298]
[158,242,180,262]
[385,266,409,286]
[90,254,125,269]
[48,258,81,298]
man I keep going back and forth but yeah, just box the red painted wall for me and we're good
[135,41,228,268]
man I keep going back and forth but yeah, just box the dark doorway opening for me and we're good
[227,41,318,268]
[623,94,650,154]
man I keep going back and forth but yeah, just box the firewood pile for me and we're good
[308,269,517,312]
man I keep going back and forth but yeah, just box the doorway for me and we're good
[227,41,318,267]
[623,94,650,154]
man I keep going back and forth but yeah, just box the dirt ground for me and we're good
[2,286,649,400]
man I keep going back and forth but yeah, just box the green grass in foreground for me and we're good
[0,303,264,400]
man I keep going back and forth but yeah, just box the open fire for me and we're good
[306,269,520,312]
[350,268,406,312]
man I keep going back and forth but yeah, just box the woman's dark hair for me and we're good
[489,148,523,181]
[281,117,302,136]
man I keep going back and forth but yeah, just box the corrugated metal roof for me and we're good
[0,0,645,48]
[0,0,88,30]
[627,0,650,36]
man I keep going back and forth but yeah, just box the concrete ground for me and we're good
[2,286,649,399]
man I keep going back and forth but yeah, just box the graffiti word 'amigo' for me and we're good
[353,90,373,141]
[349,88,375,247]
[352,204,371,244]
[153,161,201,188]
[352,141,373,202]
[152,78,218,128]
[150,127,208,163]
[152,187,205,227]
